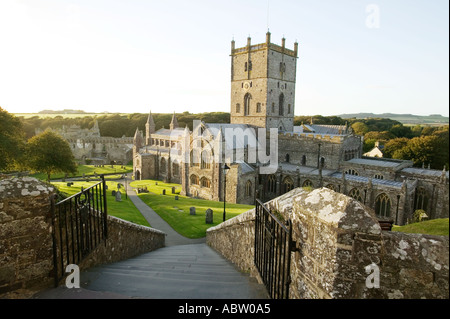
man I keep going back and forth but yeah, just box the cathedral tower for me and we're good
[230,31,298,132]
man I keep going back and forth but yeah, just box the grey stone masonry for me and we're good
[207,187,449,299]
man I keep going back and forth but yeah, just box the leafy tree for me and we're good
[25,129,77,181]
[394,135,438,168]
[383,138,410,158]
[351,122,369,135]
[389,124,413,138]
[0,107,26,172]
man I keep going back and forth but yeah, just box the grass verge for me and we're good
[392,218,449,236]
[31,164,133,181]
[52,180,150,227]
[130,179,254,238]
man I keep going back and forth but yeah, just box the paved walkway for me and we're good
[123,177,205,246]
[33,177,267,299]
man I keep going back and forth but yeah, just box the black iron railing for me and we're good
[50,176,108,286]
[254,199,296,299]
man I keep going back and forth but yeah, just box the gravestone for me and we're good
[175,195,179,200]
[115,191,122,202]
[162,189,166,195]
[190,207,196,215]
[205,208,213,224]
[112,190,116,196]
[171,187,176,194]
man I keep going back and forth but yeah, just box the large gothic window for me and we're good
[201,150,211,169]
[279,93,284,116]
[282,176,294,194]
[267,174,277,193]
[244,93,251,116]
[414,187,429,212]
[200,177,211,188]
[190,174,199,185]
[348,188,363,203]
[375,193,391,218]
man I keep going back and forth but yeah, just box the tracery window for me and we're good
[375,193,391,218]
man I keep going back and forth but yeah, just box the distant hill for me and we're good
[336,113,449,125]
[38,109,87,114]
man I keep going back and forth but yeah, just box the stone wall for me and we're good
[77,215,165,271]
[0,177,55,297]
[206,187,449,299]
[0,177,165,298]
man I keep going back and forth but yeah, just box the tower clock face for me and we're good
[243,82,250,90]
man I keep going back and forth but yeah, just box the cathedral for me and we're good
[133,32,449,226]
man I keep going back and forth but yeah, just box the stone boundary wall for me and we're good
[206,187,449,299]
[78,215,165,271]
[0,177,165,298]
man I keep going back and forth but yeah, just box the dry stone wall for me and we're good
[206,187,449,299]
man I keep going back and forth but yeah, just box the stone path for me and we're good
[33,177,267,299]
[123,178,206,246]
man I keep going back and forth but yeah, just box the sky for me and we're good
[0,0,448,117]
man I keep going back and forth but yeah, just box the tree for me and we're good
[382,138,410,158]
[394,135,438,168]
[0,107,26,172]
[351,122,369,135]
[25,129,77,181]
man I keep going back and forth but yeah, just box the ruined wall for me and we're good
[0,177,165,298]
[206,187,449,299]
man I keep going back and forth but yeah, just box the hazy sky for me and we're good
[0,0,448,116]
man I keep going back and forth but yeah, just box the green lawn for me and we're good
[52,180,150,227]
[392,218,449,236]
[130,179,254,239]
[32,164,133,181]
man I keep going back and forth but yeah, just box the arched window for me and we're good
[244,93,251,116]
[200,177,211,188]
[345,169,359,176]
[190,174,199,185]
[301,155,306,166]
[172,163,179,176]
[302,180,313,188]
[282,176,294,194]
[348,188,363,202]
[414,187,429,212]
[190,150,200,167]
[320,157,325,168]
[267,175,277,193]
[285,153,290,163]
[245,180,252,197]
[279,93,284,116]
[236,103,240,113]
[256,103,261,113]
[375,193,391,218]
[201,150,211,169]
[160,158,166,173]
[374,174,384,180]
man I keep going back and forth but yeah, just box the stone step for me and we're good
[79,244,268,299]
